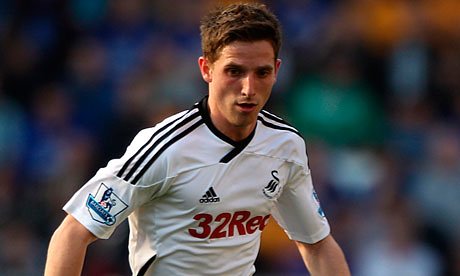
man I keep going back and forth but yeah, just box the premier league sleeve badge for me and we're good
[86,183,128,226]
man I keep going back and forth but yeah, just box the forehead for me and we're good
[215,40,275,66]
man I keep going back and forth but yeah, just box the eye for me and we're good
[256,68,272,78]
[227,67,242,77]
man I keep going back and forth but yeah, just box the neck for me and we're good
[209,108,255,142]
[204,97,255,142]
[219,123,255,142]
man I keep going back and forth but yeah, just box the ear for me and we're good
[274,58,282,79]
[198,56,212,83]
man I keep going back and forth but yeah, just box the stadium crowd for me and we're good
[0,0,459,275]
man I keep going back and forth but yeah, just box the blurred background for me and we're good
[0,0,459,275]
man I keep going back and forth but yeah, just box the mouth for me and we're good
[236,102,257,113]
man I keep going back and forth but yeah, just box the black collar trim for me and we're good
[198,96,256,163]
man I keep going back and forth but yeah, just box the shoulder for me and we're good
[133,104,202,144]
[255,110,308,166]
[116,104,203,185]
[257,109,304,143]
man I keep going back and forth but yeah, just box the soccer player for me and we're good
[45,3,350,275]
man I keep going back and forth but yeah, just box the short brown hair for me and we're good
[200,2,282,63]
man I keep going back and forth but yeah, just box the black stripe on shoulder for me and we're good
[260,110,295,128]
[130,118,204,184]
[123,113,201,183]
[258,115,303,138]
[116,109,194,178]
[117,106,198,179]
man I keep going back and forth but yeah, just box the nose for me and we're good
[241,73,256,97]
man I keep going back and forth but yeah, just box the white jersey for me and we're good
[64,97,330,276]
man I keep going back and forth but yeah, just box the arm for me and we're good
[295,234,350,276]
[45,214,98,276]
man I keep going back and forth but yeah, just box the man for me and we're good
[45,3,350,275]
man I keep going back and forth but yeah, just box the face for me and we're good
[199,40,281,141]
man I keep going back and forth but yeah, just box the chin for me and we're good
[233,115,257,128]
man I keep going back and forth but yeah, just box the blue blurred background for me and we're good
[0,0,459,275]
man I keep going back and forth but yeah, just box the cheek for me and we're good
[215,78,241,95]
[259,81,275,96]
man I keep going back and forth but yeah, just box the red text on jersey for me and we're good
[188,211,270,239]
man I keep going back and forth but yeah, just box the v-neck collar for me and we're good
[198,96,256,163]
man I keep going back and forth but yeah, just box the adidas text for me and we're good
[199,197,220,203]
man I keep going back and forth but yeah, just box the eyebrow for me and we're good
[224,62,274,71]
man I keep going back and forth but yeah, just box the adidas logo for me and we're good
[199,187,220,203]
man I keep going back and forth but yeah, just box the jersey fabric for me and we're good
[63,96,330,276]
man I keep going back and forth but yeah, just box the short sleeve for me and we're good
[271,164,330,244]
[63,128,168,239]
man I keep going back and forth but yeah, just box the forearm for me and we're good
[45,215,97,276]
[296,235,350,276]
